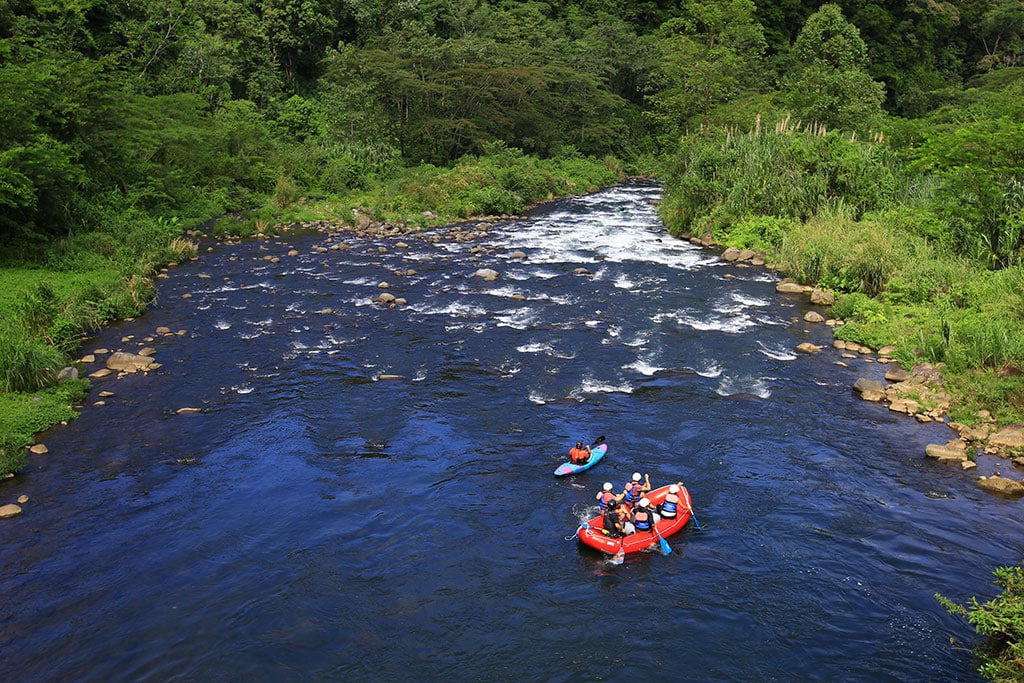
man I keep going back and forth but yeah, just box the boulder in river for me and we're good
[976,476,1024,497]
[107,352,156,373]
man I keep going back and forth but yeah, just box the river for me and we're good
[2,181,1022,681]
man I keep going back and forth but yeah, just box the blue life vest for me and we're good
[661,498,678,518]
[634,509,652,531]
[625,482,641,504]
[598,491,615,510]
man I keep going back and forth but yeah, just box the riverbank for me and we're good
[708,243,1024,498]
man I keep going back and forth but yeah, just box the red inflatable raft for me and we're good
[577,483,693,556]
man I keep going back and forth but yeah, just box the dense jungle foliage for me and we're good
[2,1,1024,675]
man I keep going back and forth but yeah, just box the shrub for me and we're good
[321,155,367,194]
[725,215,798,250]
[0,441,27,477]
[775,215,906,295]
[937,564,1024,683]
[0,329,64,393]
[273,176,300,209]
[464,186,523,217]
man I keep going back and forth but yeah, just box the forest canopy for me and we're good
[2,0,1022,255]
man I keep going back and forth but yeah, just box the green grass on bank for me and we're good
[658,126,1024,431]
[0,379,89,475]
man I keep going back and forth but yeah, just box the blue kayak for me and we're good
[554,442,608,476]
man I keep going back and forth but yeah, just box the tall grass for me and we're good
[659,125,905,241]
[774,214,907,295]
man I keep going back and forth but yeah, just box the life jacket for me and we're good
[633,508,653,532]
[570,448,588,463]
[660,494,678,518]
[597,491,616,510]
[625,482,642,504]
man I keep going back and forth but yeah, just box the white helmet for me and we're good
[669,484,680,493]
[631,472,642,481]
[639,498,651,508]
[602,482,613,491]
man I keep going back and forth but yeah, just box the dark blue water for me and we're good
[2,182,1022,681]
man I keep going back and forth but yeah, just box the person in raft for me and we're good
[569,441,592,465]
[630,498,655,535]
[602,500,626,538]
[622,472,651,507]
[658,483,684,520]
[596,482,618,511]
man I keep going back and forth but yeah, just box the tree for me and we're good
[645,0,767,137]
[784,3,886,132]
[978,0,1024,71]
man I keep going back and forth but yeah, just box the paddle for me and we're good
[611,540,624,565]
[652,524,672,555]
[687,504,704,531]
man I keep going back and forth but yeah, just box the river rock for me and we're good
[976,476,1024,497]
[0,504,22,519]
[57,366,79,381]
[803,311,825,323]
[776,281,807,294]
[889,399,920,415]
[17,495,28,504]
[722,247,741,261]
[475,268,499,281]
[796,342,822,353]
[810,289,835,306]
[29,444,48,455]
[884,367,912,382]
[107,352,155,373]
[376,292,396,304]
[988,424,1024,449]
[926,443,967,463]
[853,378,885,395]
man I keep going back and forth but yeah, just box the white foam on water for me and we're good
[494,307,539,330]
[517,342,553,354]
[624,357,664,376]
[695,362,723,378]
[574,375,635,396]
[757,340,798,361]
[731,291,771,307]
[408,301,488,317]
[653,309,758,334]
[613,274,637,289]
[479,285,524,298]
[716,374,773,399]
[214,320,231,330]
